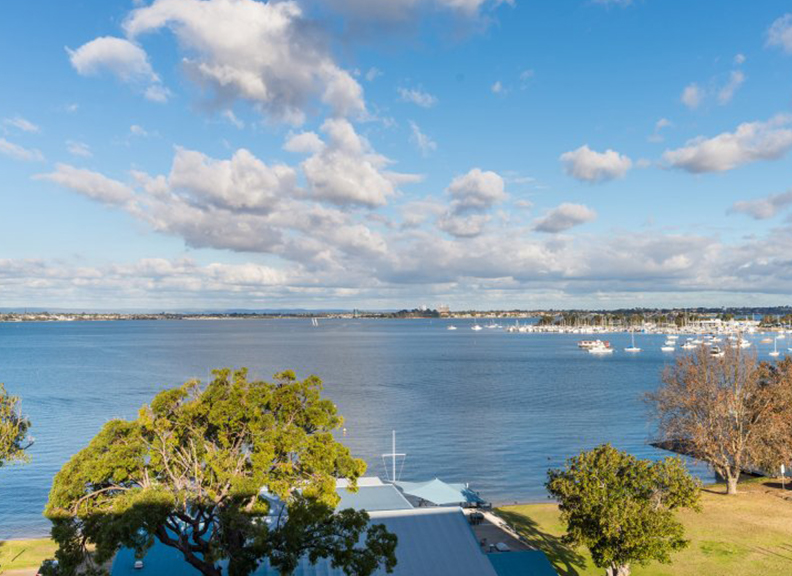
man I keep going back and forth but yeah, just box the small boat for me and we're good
[770,339,780,358]
[661,345,676,352]
[709,346,725,358]
[761,337,773,344]
[447,325,457,331]
[471,324,483,331]
[681,340,698,350]
[589,342,614,355]
[311,317,319,327]
[624,333,641,353]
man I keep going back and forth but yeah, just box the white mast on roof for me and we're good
[382,430,406,482]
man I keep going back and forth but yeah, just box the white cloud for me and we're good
[717,70,745,104]
[0,138,44,162]
[648,118,672,143]
[283,131,325,155]
[167,147,297,212]
[222,110,244,129]
[67,36,168,102]
[312,0,512,26]
[67,141,93,158]
[681,83,703,109]
[35,164,135,204]
[446,168,506,212]
[560,145,632,183]
[365,67,383,82]
[130,124,149,137]
[3,116,40,133]
[437,213,490,238]
[491,81,503,94]
[734,53,746,65]
[409,121,437,156]
[730,189,792,220]
[767,14,792,54]
[534,203,597,233]
[300,118,419,207]
[124,0,364,123]
[398,87,438,108]
[663,115,792,173]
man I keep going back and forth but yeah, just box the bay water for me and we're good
[0,319,722,538]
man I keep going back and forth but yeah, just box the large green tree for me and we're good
[45,369,397,576]
[546,444,700,576]
[0,383,31,468]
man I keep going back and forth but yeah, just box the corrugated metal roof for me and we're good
[336,484,414,512]
[112,507,498,576]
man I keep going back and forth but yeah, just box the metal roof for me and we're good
[394,478,484,505]
[336,484,413,512]
[112,507,498,576]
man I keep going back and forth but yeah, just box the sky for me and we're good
[2,0,792,310]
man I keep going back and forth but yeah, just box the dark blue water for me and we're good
[0,319,724,538]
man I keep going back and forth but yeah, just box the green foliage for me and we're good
[45,369,397,576]
[0,383,31,468]
[546,444,701,575]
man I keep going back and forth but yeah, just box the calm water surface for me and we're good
[0,319,739,538]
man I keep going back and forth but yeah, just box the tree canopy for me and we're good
[546,444,700,576]
[647,348,792,494]
[45,369,397,576]
[0,383,31,468]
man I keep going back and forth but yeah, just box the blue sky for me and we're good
[2,0,792,310]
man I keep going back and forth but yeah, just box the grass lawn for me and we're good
[496,479,792,576]
[0,538,56,572]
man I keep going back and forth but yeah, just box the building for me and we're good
[112,477,556,576]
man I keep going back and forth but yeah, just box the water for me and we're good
[0,319,731,539]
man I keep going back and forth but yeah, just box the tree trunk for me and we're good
[726,475,739,495]
[606,564,630,576]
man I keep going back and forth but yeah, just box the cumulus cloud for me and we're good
[436,168,506,238]
[0,138,44,162]
[409,121,437,156]
[67,36,168,102]
[398,87,437,108]
[681,83,703,109]
[3,116,40,133]
[123,0,364,123]
[35,164,135,204]
[730,189,792,220]
[560,145,632,183]
[300,118,418,207]
[663,115,792,173]
[767,14,792,54]
[533,203,597,233]
[491,81,503,94]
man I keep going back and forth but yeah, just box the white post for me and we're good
[392,430,396,484]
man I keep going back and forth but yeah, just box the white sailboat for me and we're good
[471,323,483,331]
[311,317,319,327]
[770,338,780,358]
[624,332,641,353]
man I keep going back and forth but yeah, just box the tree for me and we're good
[0,383,31,468]
[647,347,792,495]
[546,444,700,576]
[45,369,397,576]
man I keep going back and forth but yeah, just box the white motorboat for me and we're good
[447,325,458,331]
[471,324,483,331]
[661,345,676,352]
[709,346,725,358]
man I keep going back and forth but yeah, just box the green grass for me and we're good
[0,538,56,572]
[497,480,792,576]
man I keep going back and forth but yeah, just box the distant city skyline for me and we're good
[2,0,792,309]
